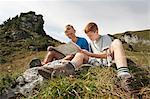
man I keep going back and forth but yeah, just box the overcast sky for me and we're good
[0,0,149,42]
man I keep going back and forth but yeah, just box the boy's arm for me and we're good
[70,42,82,51]
[81,49,107,58]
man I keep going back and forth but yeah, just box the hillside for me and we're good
[0,11,150,99]
[0,11,61,65]
[113,29,150,52]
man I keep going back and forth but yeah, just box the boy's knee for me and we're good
[112,39,122,47]
[76,52,84,56]
[47,46,54,51]
[75,52,85,58]
[47,51,55,56]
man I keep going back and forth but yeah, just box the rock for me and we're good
[11,30,29,40]
[124,32,139,44]
[19,11,46,36]
[28,46,39,51]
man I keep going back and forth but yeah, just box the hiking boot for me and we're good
[29,58,42,68]
[120,75,134,93]
[52,62,75,76]
[38,67,54,79]
[48,62,75,78]
[38,62,75,79]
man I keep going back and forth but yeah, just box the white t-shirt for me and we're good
[89,34,112,65]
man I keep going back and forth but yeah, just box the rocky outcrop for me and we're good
[123,31,150,46]
[124,32,139,44]
[0,11,62,61]
[112,30,150,52]
[19,11,46,36]
[1,11,46,41]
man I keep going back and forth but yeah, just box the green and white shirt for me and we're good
[89,34,112,65]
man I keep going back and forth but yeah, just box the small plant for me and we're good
[0,74,16,94]
[0,57,7,64]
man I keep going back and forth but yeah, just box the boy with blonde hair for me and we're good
[65,22,133,92]
[42,24,89,64]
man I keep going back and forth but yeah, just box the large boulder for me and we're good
[19,11,46,36]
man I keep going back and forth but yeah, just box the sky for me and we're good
[0,0,149,42]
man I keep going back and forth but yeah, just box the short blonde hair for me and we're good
[84,22,98,34]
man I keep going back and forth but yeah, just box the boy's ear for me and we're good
[94,30,98,34]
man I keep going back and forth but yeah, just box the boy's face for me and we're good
[86,31,99,41]
[65,26,76,39]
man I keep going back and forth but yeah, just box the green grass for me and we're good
[0,50,150,99]
[125,51,150,67]
[31,67,119,99]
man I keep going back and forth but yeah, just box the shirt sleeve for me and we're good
[102,35,112,51]
[82,38,89,51]
[76,37,89,51]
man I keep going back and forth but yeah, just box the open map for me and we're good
[49,42,81,56]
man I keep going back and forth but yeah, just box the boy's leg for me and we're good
[110,39,130,77]
[110,39,127,69]
[43,50,64,64]
[110,39,134,92]
[70,52,89,69]
[38,61,75,78]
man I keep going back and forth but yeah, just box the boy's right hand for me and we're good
[80,49,90,56]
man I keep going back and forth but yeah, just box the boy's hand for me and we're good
[80,49,90,56]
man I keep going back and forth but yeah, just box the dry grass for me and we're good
[0,51,46,76]
[125,51,150,67]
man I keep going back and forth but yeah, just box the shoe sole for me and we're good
[38,68,53,79]
[29,58,42,68]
